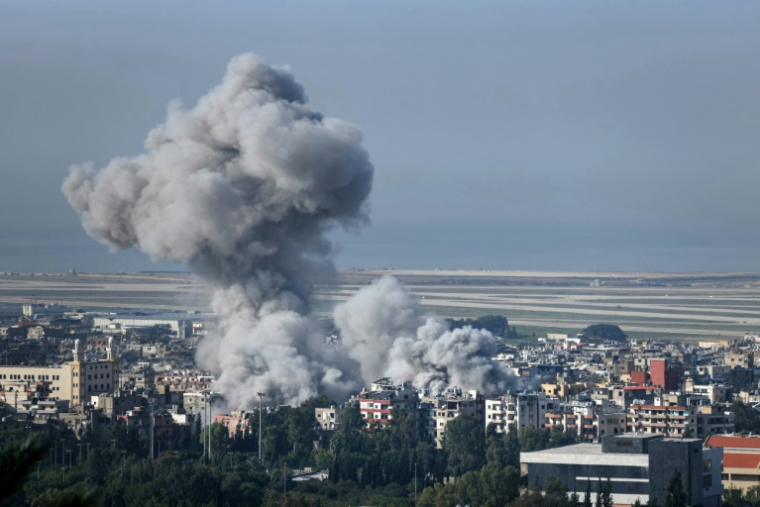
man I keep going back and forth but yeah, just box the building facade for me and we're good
[0,338,118,406]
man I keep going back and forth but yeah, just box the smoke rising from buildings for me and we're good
[63,53,373,406]
[64,53,522,407]
[334,276,523,395]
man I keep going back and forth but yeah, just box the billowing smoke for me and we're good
[63,52,522,407]
[63,53,372,406]
[335,276,523,395]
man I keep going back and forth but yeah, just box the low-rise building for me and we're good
[521,434,722,507]
[705,435,760,492]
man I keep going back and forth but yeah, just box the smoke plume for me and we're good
[64,52,522,407]
[63,53,372,406]
[334,276,522,395]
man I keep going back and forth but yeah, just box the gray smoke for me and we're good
[334,276,524,396]
[63,53,372,407]
[63,52,523,407]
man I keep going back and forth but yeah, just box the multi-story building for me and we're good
[696,405,734,439]
[422,388,482,448]
[695,364,731,379]
[485,392,558,434]
[0,337,118,406]
[597,411,628,440]
[626,403,697,438]
[611,386,658,407]
[214,411,253,438]
[650,359,680,391]
[315,406,341,431]
[688,383,729,404]
[352,380,418,430]
[725,352,754,370]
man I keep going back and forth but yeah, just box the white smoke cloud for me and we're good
[334,276,524,396]
[63,53,372,407]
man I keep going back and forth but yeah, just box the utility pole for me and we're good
[414,462,417,504]
[149,400,155,460]
[257,392,265,465]
[208,394,213,465]
[202,392,207,462]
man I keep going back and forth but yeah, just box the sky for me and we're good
[2,0,760,273]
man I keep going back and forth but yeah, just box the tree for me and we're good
[745,485,760,505]
[594,479,602,507]
[730,401,760,434]
[545,476,575,507]
[582,324,627,342]
[664,469,687,507]
[723,485,744,507]
[583,480,592,507]
[505,425,521,469]
[1,436,94,506]
[443,416,486,477]
[601,477,613,507]
[512,485,548,507]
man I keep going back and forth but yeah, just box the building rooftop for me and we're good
[706,435,760,450]
[521,443,649,467]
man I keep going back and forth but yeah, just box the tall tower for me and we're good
[69,339,85,406]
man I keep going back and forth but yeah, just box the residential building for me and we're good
[352,380,418,430]
[422,388,482,448]
[315,406,341,431]
[626,404,697,438]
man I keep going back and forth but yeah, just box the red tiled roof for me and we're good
[724,453,760,469]
[706,435,760,450]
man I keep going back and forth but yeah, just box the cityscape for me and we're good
[3,2,760,507]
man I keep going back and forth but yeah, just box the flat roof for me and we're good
[521,443,649,467]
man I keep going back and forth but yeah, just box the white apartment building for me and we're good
[485,392,559,434]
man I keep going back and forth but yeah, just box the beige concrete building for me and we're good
[422,389,481,448]
[0,338,118,407]
[705,435,760,492]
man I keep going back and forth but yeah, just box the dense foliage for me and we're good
[581,324,627,342]
[724,484,760,507]
[730,401,760,434]
[1,400,581,507]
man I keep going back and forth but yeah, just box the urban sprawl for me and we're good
[4,301,760,506]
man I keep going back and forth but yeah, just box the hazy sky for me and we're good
[2,0,760,272]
